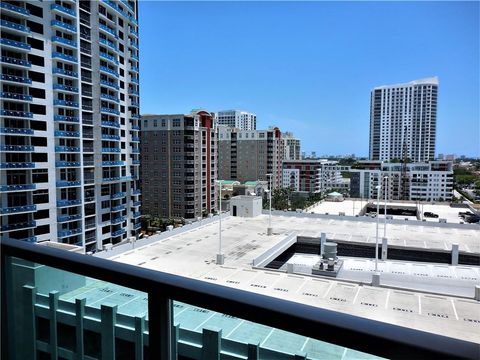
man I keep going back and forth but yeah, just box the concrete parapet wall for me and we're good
[263,209,480,230]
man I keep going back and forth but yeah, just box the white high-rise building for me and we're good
[0,0,141,252]
[216,110,256,130]
[369,77,438,162]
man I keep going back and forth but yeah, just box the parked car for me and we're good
[464,214,480,224]
[424,212,439,218]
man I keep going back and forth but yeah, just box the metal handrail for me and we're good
[1,237,477,360]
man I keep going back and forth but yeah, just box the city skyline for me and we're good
[139,1,479,157]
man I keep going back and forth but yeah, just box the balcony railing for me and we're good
[1,55,31,67]
[111,191,127,199]
[99,24,117,38]
[133,222,141,230]
[102,147,121,153]
[0,184,36,192]
[55,180,81,187]
[0,162,35,169]
[55,145,80,152]
[54,114,79,123]
[52,52,78,63]
[100,93,120,102]
[1,238,476,360]
[53,83,79,92]
[54,130,80,137]
[0,127,33,135]
[0,204,36,214]
[100,79,119,89]
[111,204,126,212]
[0,109,33,118]
[0,38,30,50]
[53,67,78,77]
[58,228,83,237]
[1,73,31,84]
[0,1,30,15]
[111,216,126,224]
[0,91,33,101]
[51,20,77,33]
[99,37,117,50]
[102,160,124,166]
[101,134,121,140]
[57,214,83,222]
[1,221,36,231]
[54,99,79,108]
[56,161,81,167]
[1,19,30,33]
[0,144,34,152]
[57,199,82,207]
[51,3,76,16]
[51,36,77,47]
[101,120,120,128]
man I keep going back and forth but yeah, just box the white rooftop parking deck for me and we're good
[103,214,480,344]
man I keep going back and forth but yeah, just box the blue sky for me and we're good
[138,1,479,157]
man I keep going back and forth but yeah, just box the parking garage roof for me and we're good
[105,214,480,343]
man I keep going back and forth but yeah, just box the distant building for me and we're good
[140,111,217,220]
[349,160,453,201]
[215,110,256,130]
[218,126,282,188]
[369,77,438,162]
[282,160,349,194]
[281,132,301,160]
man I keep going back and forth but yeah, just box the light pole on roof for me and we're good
[215,180,224,265]
[266,173,273,235]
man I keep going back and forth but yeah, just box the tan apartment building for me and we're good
[140,110,217,220]
[218,126,282,188]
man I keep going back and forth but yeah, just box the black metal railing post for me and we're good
[148,290,173,360]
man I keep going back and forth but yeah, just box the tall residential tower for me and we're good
[0,0,141,252]
[369,77,438,162]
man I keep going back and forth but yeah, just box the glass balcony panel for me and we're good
[4,256,149,360]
